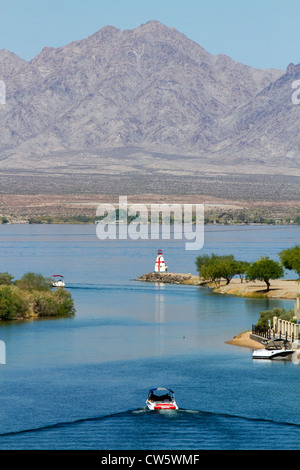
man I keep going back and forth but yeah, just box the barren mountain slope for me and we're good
[1,21,299,200]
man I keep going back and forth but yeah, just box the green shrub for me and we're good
[16,272,52,292]
[53,288,76,317]
[0,272,14,285]
[0,271,75,321]
[255,307,295,331]
[33,289,75,317]
[0,286,29,320]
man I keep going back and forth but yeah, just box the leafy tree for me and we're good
[245,256,284,291]
[233,260,250,283]
[16,272,52,292]
[195,254,212,275]
[196,253,238,286]
[196,253,219,285]
[0,272,14,285]
[215,255,238,285]
[279,245,300,278]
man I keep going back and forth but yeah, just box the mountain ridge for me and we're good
[0,21,299,199]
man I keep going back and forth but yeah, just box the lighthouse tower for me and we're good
[154,249,167,273]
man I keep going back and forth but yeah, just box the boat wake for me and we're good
[133,407,300,429]
[1,407,299,440]
[0,411,133,438]
[67,283,155,294]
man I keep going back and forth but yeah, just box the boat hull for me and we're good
[146,401,178,411]
[252,349,294,360]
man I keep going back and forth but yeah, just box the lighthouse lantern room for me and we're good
[154,249,167,273]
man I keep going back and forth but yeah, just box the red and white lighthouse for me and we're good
[154,249,167,273]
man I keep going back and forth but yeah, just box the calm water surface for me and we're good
[0,224,299,450]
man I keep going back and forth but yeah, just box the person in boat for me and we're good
[162,393,171,402]
[150,392,170,402]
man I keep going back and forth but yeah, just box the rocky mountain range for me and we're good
[0,21,299,198]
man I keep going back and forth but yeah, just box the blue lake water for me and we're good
[0,224,299,450]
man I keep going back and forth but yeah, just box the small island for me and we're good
[0,272,75,321]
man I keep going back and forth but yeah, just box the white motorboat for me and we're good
[252,338,295,360]
[146,387,178,410]
[52,275,65,288]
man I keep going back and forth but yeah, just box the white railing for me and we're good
[273,316,300,343]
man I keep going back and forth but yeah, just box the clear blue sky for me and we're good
[1,0,300,70]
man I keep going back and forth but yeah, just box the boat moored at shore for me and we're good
[252,339,295,360]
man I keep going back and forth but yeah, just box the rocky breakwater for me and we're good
[136,272,200,285]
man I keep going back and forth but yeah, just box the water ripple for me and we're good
[1,407,299,438]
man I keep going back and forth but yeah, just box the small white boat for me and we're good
[52,275,65,288]
[252,338,295,360]
[146,387,178,410]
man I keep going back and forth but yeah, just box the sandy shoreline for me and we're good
[225,331,265,349]
[226,331,300,361]
[214,278,300,300]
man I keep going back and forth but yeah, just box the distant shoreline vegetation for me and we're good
[1,206,299,225]
[0,272,75,321]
